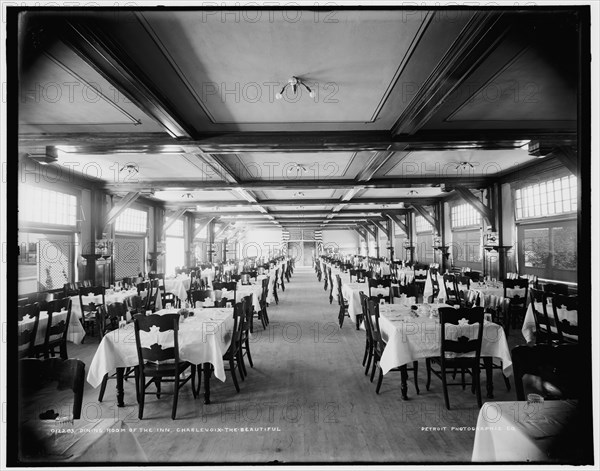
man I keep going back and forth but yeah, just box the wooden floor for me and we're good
[46,267,522,464]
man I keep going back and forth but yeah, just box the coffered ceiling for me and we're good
[16,7,581,230]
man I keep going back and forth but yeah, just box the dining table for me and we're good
[164,275,191,302]
[19,417,147,462]
[377,303,513,400]
[87,307,235,406]
[471,400,578,462]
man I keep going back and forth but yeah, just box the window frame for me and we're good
[18,183,79,229]
[513,174,577,221]
[114,206,149,235]
[451,203,481,229]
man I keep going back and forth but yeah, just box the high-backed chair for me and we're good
[503,278,529,329]
[134,314,197,419]
[78,286,105,338]
[18,303,40,359]
[426,307,484,409]
[442,274,460,305]
[550,294,578,344]
[368,278,391,304]
[42,297,72,360]
[335,274,350,328]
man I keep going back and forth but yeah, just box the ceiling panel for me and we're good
[19,41,164,134]
[385,149,535,177]
[122,10,430,131]
[50,153,223,182]
[231,152,360,180]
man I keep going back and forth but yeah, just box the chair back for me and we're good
[45,297,72,346]
[137,281,149,296]
[366,298,385,351]
[145,279,160,312]
[503,278,529,301]
[551,294,578,341]
[438,307,484,360]
[212,281,237,304]
[125,294,145,316]
[134,314,181,366]
[530,288,552,343]
[18,303,40,358]
[241,295,253,336]
[442,274,459,303]
[191,289,214,306]
[78,286,105,320]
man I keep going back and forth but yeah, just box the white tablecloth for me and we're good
[87,307,234,388]
[164,276,191,301]
[472,400,577,461]
[378,304,513,376]
[236,283,263,312]
[423,272,446,301]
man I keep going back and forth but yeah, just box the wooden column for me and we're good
[207,219,215,263]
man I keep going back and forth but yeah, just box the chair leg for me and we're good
[191,365,199,399]
[138,374,145,420]
[474,368,482,408]
[370,355,378,383]
[172,376,179,420]
[155,379,161,399]
[230,357,240,392]
[365,347,373,376]
[375,367,384,394]
[441,368,450,410]
[238,348,246,380]
[461,368,466,390]
[245,339,254,368]
[425,358,432,391]
[362,339,369,366]
[503,373,511,391]
[59,341,68,360]
[413,361,420,394]
[98,374,109,402]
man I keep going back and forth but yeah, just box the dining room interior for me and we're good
[5,3,597,467]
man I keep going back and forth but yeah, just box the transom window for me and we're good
[115,207,147,234]
[19,184,77,226]
[415,215,433,233]
[166,219,184,237]
[515,175,577,219]
[451,203,481,228]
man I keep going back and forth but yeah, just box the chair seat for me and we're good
[142,360,191,375]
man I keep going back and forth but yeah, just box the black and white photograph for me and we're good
[1,1,598,467]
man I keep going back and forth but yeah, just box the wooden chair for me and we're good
[428,269,441,303]
[327,267,335,304]
[20,358,85,420]
[350,268,367,283]
[18,303,40,359]
[212,281,237,305]
[42,297,72,360]
[63,282,80,297]
[359,292,374,376]
[239,295,254,379]
[367,299,419,395]
[413,264,428,295]
[368,277,391,304]
[442,274,460,305]
[503,278,529,329]
[272,269,280,304]
[426,307,484,409]
[125,294,145,317]
[134,314,198,420]
[190,290,214,307]
[145,279,160,312]
[335,274,350,328]
[78,286,105,338]
[529,288,558,345]
[550,294,578,344]
[254,277,270,331]
[391,282,419,303]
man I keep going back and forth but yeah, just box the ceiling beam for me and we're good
[58,21,193,138]
[104,176,488,192]
[356,150,397,182]
[392,11,509,136]
[193,217,215,239]
[360,223,377,239]
[182,197,439,209]
[103,191,141,230]
[408,204,438,233]
[385,212,409,236]
[453,187,494,230]
[547,146,578,176]
[370,219,389,235]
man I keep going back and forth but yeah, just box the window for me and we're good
[19,185,77,226]
[166,219,184,237]
[518,220,577,282]
[451,230,482,269]
[115,207,147,234]
[515,175,577,220]
[451,203,480,228]
[415,215,433,233]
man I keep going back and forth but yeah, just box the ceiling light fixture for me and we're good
[288,163,308,173]
[275,76,315,100]
[293,192,305,198]
[455,162,474,170]
[407,190,419,196]
[28,147,59,165]
[181,193,194,199]
[120,163,139,174]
